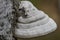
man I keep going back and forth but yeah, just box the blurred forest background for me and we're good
[18,0,60,40]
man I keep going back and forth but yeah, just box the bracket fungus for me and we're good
[14,1,57,38]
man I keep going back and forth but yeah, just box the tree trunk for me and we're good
[0,0,20,40]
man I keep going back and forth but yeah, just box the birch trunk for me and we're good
[0,0,20,40]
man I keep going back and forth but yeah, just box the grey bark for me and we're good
[0,0,14,40]
[0,0,20,40]
[0,0,27,40]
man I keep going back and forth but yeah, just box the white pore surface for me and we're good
[15,1,57,38]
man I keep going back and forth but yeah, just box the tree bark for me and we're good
[0,0,20,40]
